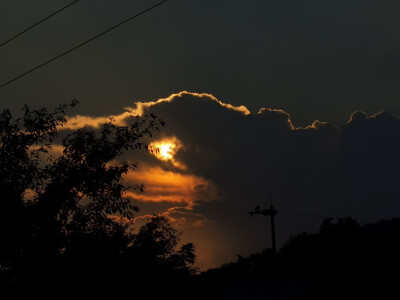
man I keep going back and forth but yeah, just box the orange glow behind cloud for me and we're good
[149,136,186,170]
[123,165,220,230]
[123,166,219,206]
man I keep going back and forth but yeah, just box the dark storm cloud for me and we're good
[45,91,400,269]
[337,110,400,218]
[133,92,400,267]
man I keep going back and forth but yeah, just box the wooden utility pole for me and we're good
[249,192,278,253]
[249,193,280,300]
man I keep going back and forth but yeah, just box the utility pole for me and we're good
[249,192,278,253]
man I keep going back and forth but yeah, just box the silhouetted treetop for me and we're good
[124,215,197,279]
[0,102,199,290]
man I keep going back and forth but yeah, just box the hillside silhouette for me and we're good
[193,217,400,299]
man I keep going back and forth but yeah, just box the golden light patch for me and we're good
[134,208,212,230]
[28,144,64,156]
[149,136,186,170]
[123,166,220,206]
[22,189,36,202]
[28,144,65,167]
[158,143,175,160]
[123,165,221,270]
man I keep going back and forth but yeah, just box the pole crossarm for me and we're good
[249,205,277,217]
[249,204,278,253]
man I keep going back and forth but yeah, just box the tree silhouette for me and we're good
[277,217,400,299]
[125,215,196,278]
[0,102,77,284]
[279,217,362,277]
[0,102,196,291]
[193,217,400,299]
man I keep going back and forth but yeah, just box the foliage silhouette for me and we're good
[0,102,196,292]
[126,215,196,275]
[0,102,78,284]
[195,217,400,299]
[3,102,400,299]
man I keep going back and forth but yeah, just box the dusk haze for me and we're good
[1,0,399,298]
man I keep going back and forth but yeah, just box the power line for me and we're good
[0,0,169,89]
[0,0,81,48]
[278,209,333,219]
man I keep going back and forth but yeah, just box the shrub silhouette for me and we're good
[0,102,195,292]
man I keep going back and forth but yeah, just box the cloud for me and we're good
[57,91,400,270]
[129,91,250,116]
[134,206,212,230]
[257,108,295,130]
[62,111,134,130]
[60,91,250,130]
[123,165,220,207]
[339,111,400,217]
[28,144,65,167]
[127,92,400,269]
[122,165,219,232]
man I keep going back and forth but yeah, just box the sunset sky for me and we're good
[1,0,400,270]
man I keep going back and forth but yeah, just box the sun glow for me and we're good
[158,143,175,160]
[149,137,186,169]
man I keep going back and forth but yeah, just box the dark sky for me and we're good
[1,0,400,270]
[2,0,400,125]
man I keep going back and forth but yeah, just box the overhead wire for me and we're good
[260,193,334,220]
[0,0,169,89]
[0,0,81,48]
[277,209,333,219]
